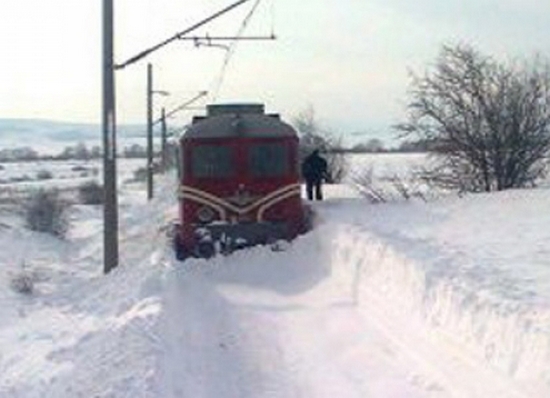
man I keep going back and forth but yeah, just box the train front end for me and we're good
[173,104,308,259]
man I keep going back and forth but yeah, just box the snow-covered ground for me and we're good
[1,154,549,397]
[0,158,145,185]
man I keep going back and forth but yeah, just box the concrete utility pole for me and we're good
[146,63,154,200]
[102,0,118,274]
[160,107,167,170]
[146,65,170,200]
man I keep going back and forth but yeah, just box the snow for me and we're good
[1,154,550,397]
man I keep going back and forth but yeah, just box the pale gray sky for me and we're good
[1,0,549,142]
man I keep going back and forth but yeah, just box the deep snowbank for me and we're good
[318,191,550,392]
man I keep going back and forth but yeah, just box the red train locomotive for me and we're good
[173,103,309,259]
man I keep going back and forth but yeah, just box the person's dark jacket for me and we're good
[301,151,328,183]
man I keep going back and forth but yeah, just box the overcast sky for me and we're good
[1,0,549,143]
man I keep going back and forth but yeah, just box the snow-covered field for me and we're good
[1,154,549,397]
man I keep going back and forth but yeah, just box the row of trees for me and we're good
[56,142,157,160]
[340,139,432,153]
[0,143,154,162]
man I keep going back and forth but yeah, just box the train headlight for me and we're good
[197,206,216,223]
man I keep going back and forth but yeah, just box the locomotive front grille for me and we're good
[194,221,289,247]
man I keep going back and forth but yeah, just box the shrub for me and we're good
[10,175,32,183]
[351,166,388,203]
[293,106,349,183]
[133,167,148,182]
[10,271,34,295]
[36,169,53,180]
[78,181,104,205]
[24,188,69,237]
[352,165,429,203]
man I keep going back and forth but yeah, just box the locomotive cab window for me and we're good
[191,145,234,178]
[249,143,289,177]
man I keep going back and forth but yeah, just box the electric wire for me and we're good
[209,0,263,101]
[116,0,251,70]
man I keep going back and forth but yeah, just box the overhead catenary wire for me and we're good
[152,91,209,126]
[270,0,275,38]
[115,0,252,70]
[210,0,263,101]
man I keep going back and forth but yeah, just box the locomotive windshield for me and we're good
[191,145,234,178]
[249,143,289,177]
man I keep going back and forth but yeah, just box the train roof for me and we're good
[183,103,297,139]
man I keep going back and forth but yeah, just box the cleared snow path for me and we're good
[155,198,545,397]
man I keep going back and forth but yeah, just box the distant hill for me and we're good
[0,119,146,141]
[0,119,148,154]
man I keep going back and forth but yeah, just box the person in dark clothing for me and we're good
[301,149,329,201]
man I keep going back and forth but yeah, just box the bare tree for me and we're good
[398,44,550,192]
[292,105,348,183]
